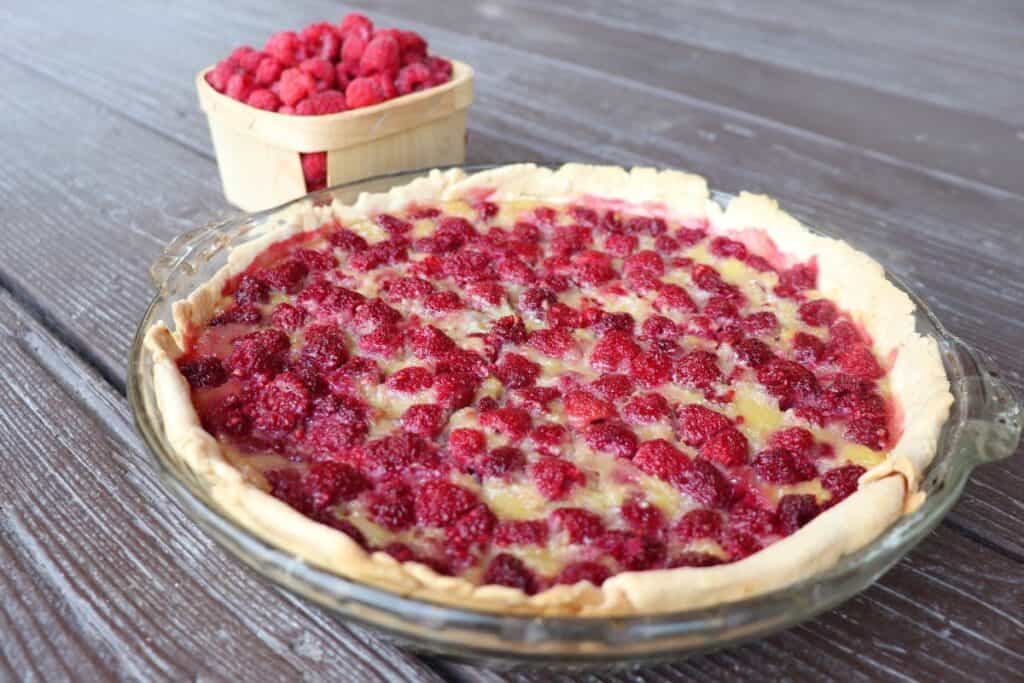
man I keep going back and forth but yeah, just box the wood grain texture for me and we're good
[0,2,1021,557]
[0,290,444,683]
[0,1,1022,680]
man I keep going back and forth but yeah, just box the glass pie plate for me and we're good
[128,165,1022,670]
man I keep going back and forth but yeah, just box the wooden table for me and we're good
[1,1,1021,680]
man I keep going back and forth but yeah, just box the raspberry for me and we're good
[678,459,732,508]
[837,345,884,380]
[479,407,533,439]
[721,530,763,560]
[401,403,446,437]
[633,439,690,481]
[483,554,538,594]
[527,327,576,358]
[641,315,678,341]
[844,416,888,450]
[732,337,775,368]
[571,250,617,286]
[232,275,269,305]
[563,390,616,426]
[775,263,817,298]
[258,263,306,299]
[703,295,741,321]
[821,464,866,503]
[409,325,456,360]
[495,520,549,547]
[433,372,479,409]
[447,428,485,464]
[358,327,402,358]
[710,236,748,259]
[545,302,582,329]
[598,531,667,571]
[728,502,777,536]
[207,59,237,92]
[359,432,439,478]
[584,421,639,459]
[622,393,672,424]
[699,427,749,467]
[447,504,496,547]
[298,151,327,190]
[423,290,463,314]
[279,68,316,106]
[246,88,281,111]
[226,329,290,377]
[254,58,283,87]
[529,424,566,455]
[384,276,434,303]
[301,22,341,61]
[653,284,698,314]
[345,77,383,108]
[495,353,540,389]
[466,282,508,312]
[675,226,707,247]
[622,250,664,279]
[605,233,638,257]
[589,329,640,372]
[435,349,488,379]
[555,562,611,587]
[300,57,335,84]
[630,351,673,388]
[294,248,337,272]
[480,446,526,478]
[531,458,585,501]
[590,373,635,401]
[178,356,227,389]
[765,432,815,464]
[549,507,604,544]
[691,263,732,295]
[395,62,432,94]
[341,34,367,66]
[674,351,723,389]
[442,250,493,283]
[798,299,838,327]
[830,319,863,347]
[264,31,302,66]
[674,509,722,543]
[297,89,347,115]
[359,35,401,77]
[669,553,724,568]
[367,481,415,531]
[265,469,309,513]
[756,359,819,410]
[742,311,779,336]
[328,228,369,252]
[620,498,666,534]
[340,12,374,40]
[209,304,261,327]
[415,481,478,527]
[752,448,818,484]
[654,235,680,254]
[676,404,731,447]
[300,324,349,372]
[518,286,555,317]
[626,216,668,236]
[252,372,311,432]
[303,461,370,511]
[776,494,819,535]
[387,366,433,394]
[792,331,826,365]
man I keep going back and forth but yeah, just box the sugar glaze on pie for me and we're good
[146,164,951,614]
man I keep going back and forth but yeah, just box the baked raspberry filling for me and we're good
[177,197,896,593]
[204,12,454,192]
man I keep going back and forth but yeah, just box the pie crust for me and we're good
[145,163,952,615]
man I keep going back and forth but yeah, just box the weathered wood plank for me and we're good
[0,289,444,682]
[1,20,1020,559]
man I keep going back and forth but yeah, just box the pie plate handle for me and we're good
[149,214,242,291]
[945,335,1022,466]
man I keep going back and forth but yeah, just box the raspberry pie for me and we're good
[146,164,951,615]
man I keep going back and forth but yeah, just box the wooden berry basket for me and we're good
[195,60,474,211]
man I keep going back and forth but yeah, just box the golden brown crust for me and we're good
[145,163,951,615]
